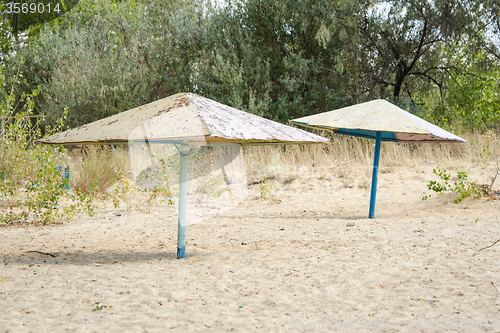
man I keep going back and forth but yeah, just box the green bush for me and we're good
[0,68,96,225]
[422,167,486,204]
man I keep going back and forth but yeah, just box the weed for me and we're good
[92,301,111,311]
[259,177,279,203]
[109,167,175,213]
[259,181,271,200]
[422,167,485,203]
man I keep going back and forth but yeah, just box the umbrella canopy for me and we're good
[291,99,466,218]
[292,99,465,143]
[40,92,328,146]
[39,93,328,259]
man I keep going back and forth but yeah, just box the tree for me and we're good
[461,0,500,63]
[1,0,80,45]
[10,0,191,127]
[351,0,486,100]
[7,0,499,129]
[176,0,357,122]
[433,43,500,131]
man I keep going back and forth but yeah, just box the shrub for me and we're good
[422,167,486,204]
[0,67,96,225]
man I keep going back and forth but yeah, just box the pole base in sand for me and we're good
[177,246,186,259]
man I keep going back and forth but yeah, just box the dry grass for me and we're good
[68,146,129,194]
[61,131,499,197]
[242,131,500,188]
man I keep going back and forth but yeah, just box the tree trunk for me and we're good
[393,72,405,98]
[11,13,19,46]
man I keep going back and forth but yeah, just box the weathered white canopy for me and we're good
[38,93,328,259]
[291,99,466,219]
[39,92,328,145]
[291,99,465,143]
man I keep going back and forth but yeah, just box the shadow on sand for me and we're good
[2,249,214,266]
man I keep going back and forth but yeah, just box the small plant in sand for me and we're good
[422,167,485,203]
[259,177,271,199]
[110,149,176,213]
[92,301,111,311]
[110,175,132,211]
[190,172,228,200]
[259,177,281,203]
[109,173,174,213]
[109,144,180,212]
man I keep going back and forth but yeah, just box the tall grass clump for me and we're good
[69,145,128,196]
[242,130,497,189]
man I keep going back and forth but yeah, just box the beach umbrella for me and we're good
[39,92,328,258]
[291,99,465,218]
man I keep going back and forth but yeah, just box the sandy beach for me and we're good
[1,160,499,332]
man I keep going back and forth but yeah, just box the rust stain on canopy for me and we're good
[38,93,328,145]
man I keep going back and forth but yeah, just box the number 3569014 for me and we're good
[1,2,61,14]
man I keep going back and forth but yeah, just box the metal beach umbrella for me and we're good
[39,92,329,258]
[291,99,465,218]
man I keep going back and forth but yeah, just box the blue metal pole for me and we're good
[369,132,382,218]
[177,144,189,259]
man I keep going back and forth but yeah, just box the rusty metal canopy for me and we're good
[39,93,328,146]
[291,99,465,143]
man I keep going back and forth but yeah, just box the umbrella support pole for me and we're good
[177,144,189,259]
[369,132,382,218]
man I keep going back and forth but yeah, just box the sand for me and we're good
[1,162,499,332]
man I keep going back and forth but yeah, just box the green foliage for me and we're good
[0,18,14,61]
[186,0,348,122]
[1,1,80,36]
[0,67,96,225]
[259,177,275,200]
[12,0,186,127]
[110,173,174,213]
[446,53,500,130]
[92,301,111,311]
[0,0,80,80]
[422,167,485,204]
[419,26,500,130]
[4,0,500,129]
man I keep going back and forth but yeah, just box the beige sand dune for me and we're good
[1,161,499,332]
